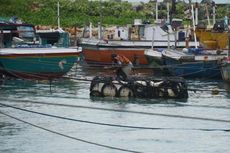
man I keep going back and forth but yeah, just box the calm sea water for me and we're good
[0,65,230,153]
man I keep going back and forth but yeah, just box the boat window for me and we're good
[118,30,120,37]
[161,24,169,33]
[139,26,145,37]
[17,26,35,38]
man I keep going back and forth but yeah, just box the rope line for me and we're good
[1,102,229,131]
[1,99,230,123]
[61,76,229,93]
[0,111,142,153]
[0,103,163,130]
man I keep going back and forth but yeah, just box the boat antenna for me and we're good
[57,0,61,29]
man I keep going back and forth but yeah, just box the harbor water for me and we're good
[0,65,230,153]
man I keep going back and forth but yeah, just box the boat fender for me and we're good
[118,85,134,97]
[101,83,118,97]
[90,82,105,93]
[167,89,176,97]
[90,90,103,97]
[136,80,147,86]
[134,81,148,98]
[153,81,164,87]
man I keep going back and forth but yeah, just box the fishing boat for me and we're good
[0,16,82,80]
[80,21,199,66]
[79,0,198,66]
[162,49,226,79]
[0,47,81,80]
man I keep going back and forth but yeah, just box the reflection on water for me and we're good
[0,66,230,153]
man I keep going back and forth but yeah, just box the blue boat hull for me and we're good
[164,57,222,79]
[221,61,230,81]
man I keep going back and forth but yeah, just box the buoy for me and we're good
[212,87,220,95]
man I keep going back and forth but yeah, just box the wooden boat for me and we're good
[0,47,81,80]
[79,22,199,66]
[221,57,230,81]
[162,49,226,79]
[196,21,229,50]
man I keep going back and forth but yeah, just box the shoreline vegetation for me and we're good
[0,0,229,30]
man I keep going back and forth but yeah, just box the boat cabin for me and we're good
[0,17,70,48]
[0,20,35,48]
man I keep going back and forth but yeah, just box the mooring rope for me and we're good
[0,111,143,153]
[1,102,230,131]
[61,76,229,94]
[3,97,230,110]
[0,100,230,124]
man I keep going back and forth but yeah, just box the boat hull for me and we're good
[221,60,230,81]
[0,48,81,80]
[83,47,148,66]
[79,39,199,66]
[163,56,222,79]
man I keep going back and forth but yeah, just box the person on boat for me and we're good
[111,54,133,81]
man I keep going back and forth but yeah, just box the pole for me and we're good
[57,1,60,29]
[195,2,198,25]
[213,4,216,25]
[205,4,211,27]
[191,4,198,49]
[167,2,170,24]
[167,29,170,49]
[156,1,158,22]
[99,0,102,40]
[89,22,92,38]
[151,27,155,50]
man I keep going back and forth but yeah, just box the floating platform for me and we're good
[90,76,188,99]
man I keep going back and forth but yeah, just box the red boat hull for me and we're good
[83,48,148,66]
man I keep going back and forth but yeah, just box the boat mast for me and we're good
[191,4,198,49]
[212,1,216,25]
[98,0,103,40]
[155,1,159,23]
[195,1,198,25]
[205,3,211,27]
[167,1,170,23]
[57,0,61,29]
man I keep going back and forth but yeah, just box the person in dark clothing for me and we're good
[111,54,133,81]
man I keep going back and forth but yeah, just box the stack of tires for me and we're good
[90,76,188,99]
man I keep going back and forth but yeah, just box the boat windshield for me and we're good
[17,26,35,38]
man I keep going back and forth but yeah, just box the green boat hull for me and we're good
[0,55,78,79]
